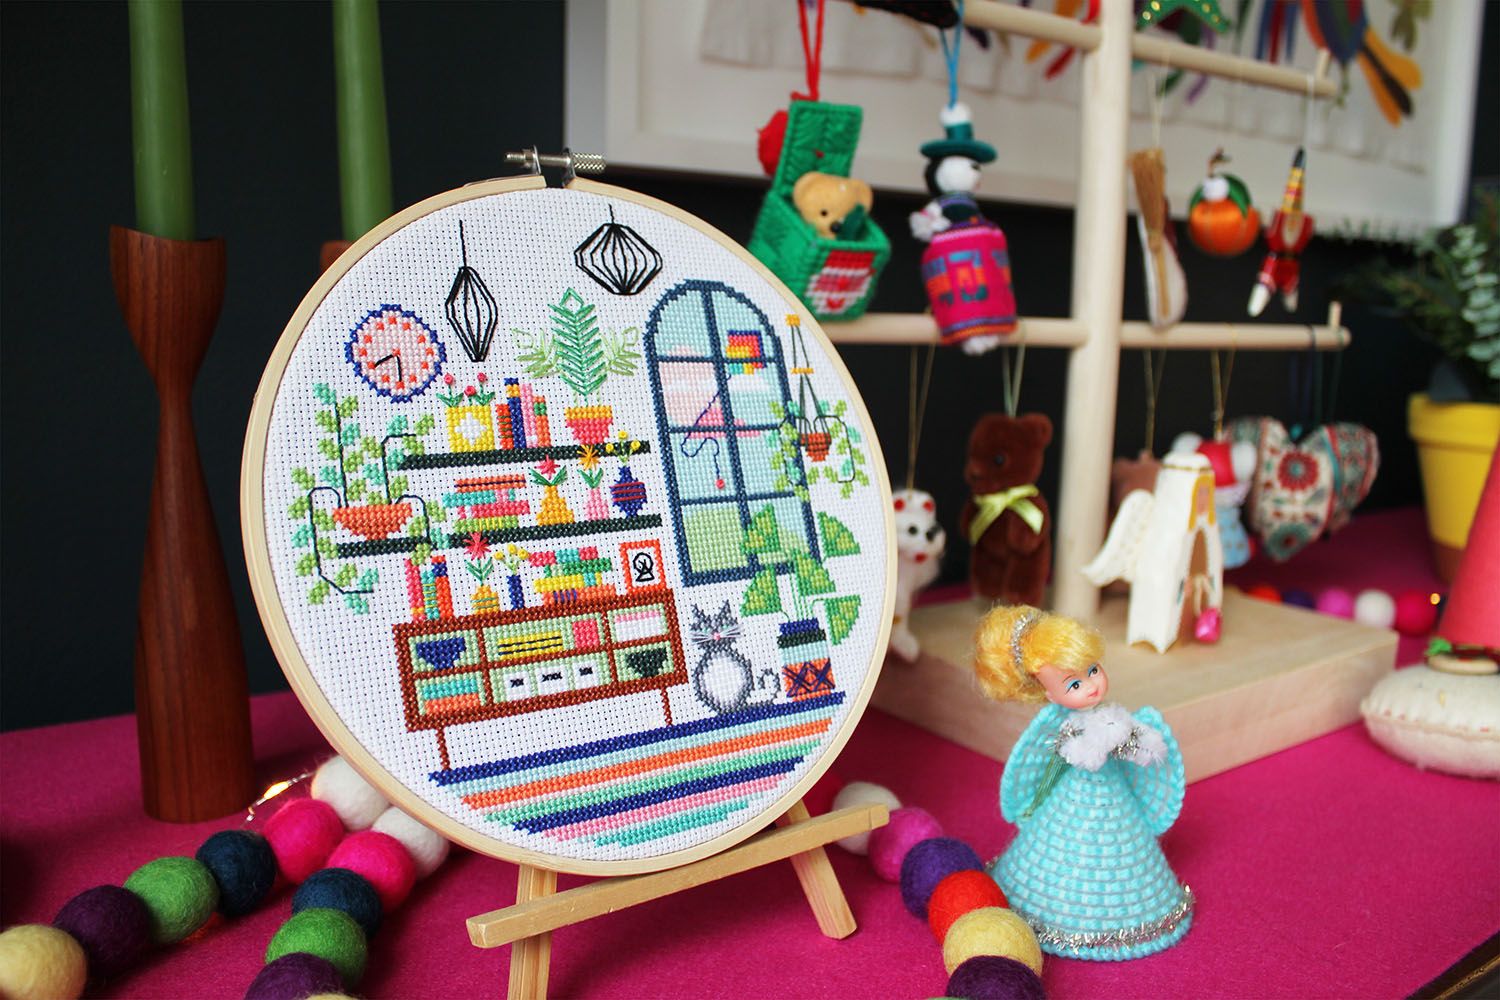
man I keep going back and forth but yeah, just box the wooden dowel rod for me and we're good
[825,314,1348,351]
[467,804,890,949]
[962,0,1101,51]
[774,800,857,939]
[507,865,556,1000]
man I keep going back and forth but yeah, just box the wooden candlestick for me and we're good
[111,224,255,822]
[320,240,352,274]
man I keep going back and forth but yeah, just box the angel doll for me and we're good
[974,605,1194,960]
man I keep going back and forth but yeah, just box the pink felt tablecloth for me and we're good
[3,509,1497,999]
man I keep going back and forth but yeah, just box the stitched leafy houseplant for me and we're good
[739,505,863,699]
[513,288,641,445]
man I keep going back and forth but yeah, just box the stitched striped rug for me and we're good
[431,693,845,849]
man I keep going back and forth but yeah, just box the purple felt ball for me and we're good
[244,952,344,1000]
[947,955,1047,1000]
[868,807,945,882]
[899,837,985,918]
[52,885,153,978]
[1315,587,1355,618]
[1282,588,1315,609]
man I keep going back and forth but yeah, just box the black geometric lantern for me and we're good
[574,206,663,297]
[444,221,498,362]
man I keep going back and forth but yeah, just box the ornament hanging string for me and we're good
[1142,348,1167,454]
[794,0,827,101]
[906,343,938,491]
[1001,329,1028,418]
[1210,328,1237,439]
[938,0,968,108]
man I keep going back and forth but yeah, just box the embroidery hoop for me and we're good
[242,174,896,877]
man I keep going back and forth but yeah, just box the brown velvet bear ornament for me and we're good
[959,412,1053,606]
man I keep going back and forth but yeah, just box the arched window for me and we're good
[646,280,819,585]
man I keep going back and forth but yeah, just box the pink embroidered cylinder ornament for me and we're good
[921,223,1018,348]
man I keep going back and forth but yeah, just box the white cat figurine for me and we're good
[891,489,946,662]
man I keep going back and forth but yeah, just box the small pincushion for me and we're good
[122,856,219,945]
[195,829,278,916]
[941,906,1043,976]
[311,756,390,832]
[868,807,945,882]
[899,837,985,918]
[246,951,346,1000]
[325,831,416,912]
[294,868,384,938]
[263,798,346,884]
[927,869,1007,942]
[265,908,368,987]
[946,954,1046,1000]
[52,885,153,978]
[0,924,87,1000]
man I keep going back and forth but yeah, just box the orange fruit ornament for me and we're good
[1188,151,1260,257]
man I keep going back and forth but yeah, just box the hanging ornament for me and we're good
[1136,0,1230,33]
[1187,150,1260,257]
[1248,147,1313,317]
[444,221,498,363]
[574,205,663,297]
[1129,148,1187,330]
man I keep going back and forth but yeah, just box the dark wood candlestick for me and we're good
[111,225,256,821]
[320,240,353,274]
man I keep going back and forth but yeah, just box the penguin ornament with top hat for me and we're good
[909,102,1018,356]
[1247,148,1314,317]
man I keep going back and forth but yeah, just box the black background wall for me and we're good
[2,1,1493,730]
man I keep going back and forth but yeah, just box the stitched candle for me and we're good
[332,0,392,241]
[128,0,195,240]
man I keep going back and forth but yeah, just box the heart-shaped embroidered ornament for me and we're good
[1228,417,1379,561]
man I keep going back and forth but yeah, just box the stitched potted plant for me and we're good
[437,371,497,453]
[296,383,415,541]
[1363,188,1499,579]
[531,457,574,525]
[739,505,863,701]
[608,430,648,517]
[578,445,610,521]
[513,288,641,446]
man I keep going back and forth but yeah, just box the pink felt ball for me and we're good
[263,799,345,884]
[1315,588,1355,618]
[1393,590,1441,637]
[868,808,945,882]
[326,831,416,912]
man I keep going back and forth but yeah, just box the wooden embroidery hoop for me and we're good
[241,173,894,997]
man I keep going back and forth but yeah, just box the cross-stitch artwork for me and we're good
[246,179,893,872]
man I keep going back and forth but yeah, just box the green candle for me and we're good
[333,0,393,242]
[128,0,195,241]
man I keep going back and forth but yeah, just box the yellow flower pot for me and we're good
[446,404,495,452]
[1408,393,1500,581]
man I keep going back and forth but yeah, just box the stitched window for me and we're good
[646,280,819,585]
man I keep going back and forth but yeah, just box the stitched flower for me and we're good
[580,445,600,471]
[536,457,559,478]
[1275,450,1319,492]
[465,533,490,560]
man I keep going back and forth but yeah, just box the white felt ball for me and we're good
[371,807,451,878]
[311,756,389,831]
[1354,589,1397,629]
[1169,432,1203,456]
[831,782,902,854]
[1231,441,1258,484]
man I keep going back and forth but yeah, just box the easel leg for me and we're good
[776,800,857,939]
[507,865,557,1000]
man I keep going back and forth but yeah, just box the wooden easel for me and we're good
[467,800,889,1000]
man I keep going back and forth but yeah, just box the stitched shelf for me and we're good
[336,515,666,558]
[396,442,653,471]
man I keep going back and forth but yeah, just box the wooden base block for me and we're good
[873,589,1397,783]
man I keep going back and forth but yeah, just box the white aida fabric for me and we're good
[255,184,892,867]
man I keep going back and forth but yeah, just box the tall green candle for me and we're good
[333,0,393,242]
[128,0,196,241]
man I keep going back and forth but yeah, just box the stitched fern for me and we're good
[551,289,607,398]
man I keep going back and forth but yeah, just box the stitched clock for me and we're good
[243,175,895,876]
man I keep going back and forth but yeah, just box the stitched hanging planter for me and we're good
[565,404,614,445]
[800,431,833,463]
[747,101,889,321]
[332,502,412,541]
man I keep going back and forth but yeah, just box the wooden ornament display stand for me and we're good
[467,800,888,1000]
[111,225,256,822]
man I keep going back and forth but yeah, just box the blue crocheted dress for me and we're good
[989,703,1194,961]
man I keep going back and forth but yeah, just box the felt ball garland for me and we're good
[830,781,1047,1000]
[1245,583,1445,637]
[0,755,449,1000]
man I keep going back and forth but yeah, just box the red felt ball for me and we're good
[928,869,1007,942]
[1245,584,1281,602]
[263,799,345,884]
[326,831,416,912]
[1393,589,1441,637]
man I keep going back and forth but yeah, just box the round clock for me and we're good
[243,175,894,876]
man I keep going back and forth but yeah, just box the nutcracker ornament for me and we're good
[1187,150,1260,257]
[1247,148,1313,316]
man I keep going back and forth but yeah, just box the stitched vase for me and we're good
[612,466,648,517]
[921,221,1019,347]
[537,484,575,525]
[565,404,614,446]
[778,618,834,700]
[446,404,495,452]
[585,486,610,521]
[507,574,525,610]
[332,502,412,541]
[472,583,500,614]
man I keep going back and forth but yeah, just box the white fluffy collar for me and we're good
[1055,702,1166,771]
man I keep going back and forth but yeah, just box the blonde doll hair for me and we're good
[973,605,1105,704]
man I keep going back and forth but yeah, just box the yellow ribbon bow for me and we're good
[968,485,1044,545]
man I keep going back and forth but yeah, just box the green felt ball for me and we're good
[123,856,220,944]
[265,908,367,987]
